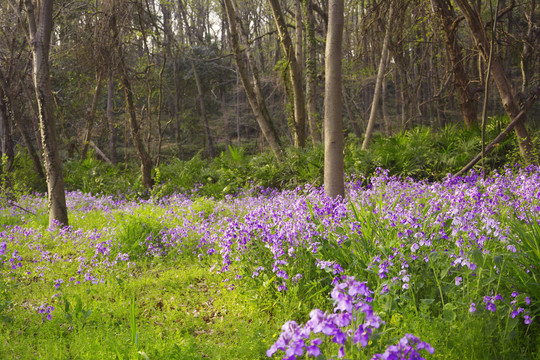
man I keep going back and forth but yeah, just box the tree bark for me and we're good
[268,0,306,147]
[223,0,283,159]
[25,0,68,226]
[324,0,345,198]
[362,4,393,150]
[454,0,536,163]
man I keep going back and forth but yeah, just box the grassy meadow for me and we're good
[1,165,539,359]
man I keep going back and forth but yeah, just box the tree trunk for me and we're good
[190,60,216,157]
[110,5,154,189]
[431,0,477,129]
[25,0,68,226]
[324,0,345,198]
[0,92,14,171]
[454,0,536,163]
[362,4,393,150]
[382,51,391,136]
[223,0,283,159]
[268,0,306,147]
[81,71,103,158]
[106,71,118,164]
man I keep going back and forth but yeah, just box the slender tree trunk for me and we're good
[362,4,393,150]
[268,0,306,147]
[223,0,283,158]
[343,83,362,138]
[119,66,154,189]
[190,60,216,157]
[303,0,321,144]
[25,0,68,226]
[81,71,103,158]
[454,0,536,163]
[106,71,118,164]
[382,52,391,136]
[324,0,345,198]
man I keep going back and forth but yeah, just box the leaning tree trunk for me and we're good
[268,0,306,147]
[25,0,68,226]
[454,0,536,163]
[324,0,345,198]
[223,0,283,159]
[362,4,393,150]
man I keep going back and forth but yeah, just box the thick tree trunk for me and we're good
[362,4,393,150]
[223,0,283,159]
[431,0,477,129]
[81,71,103,158]
[25,0,68,226]
[324,0,345,198]
[268,0,306,147]
[454,0,536,163]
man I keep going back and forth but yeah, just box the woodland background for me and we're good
[0,0,539,203]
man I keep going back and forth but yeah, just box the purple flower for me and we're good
[469,302,476,313]
[455,277,462,286]
[306,339,321,357]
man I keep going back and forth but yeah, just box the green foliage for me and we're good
[116,215,164,259]
[6,123,531,201]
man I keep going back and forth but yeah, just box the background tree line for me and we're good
[0,0,539,225]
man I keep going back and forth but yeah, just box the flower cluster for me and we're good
[372,333,434,360]
[37,303,54,321]
[267,276,384,359]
